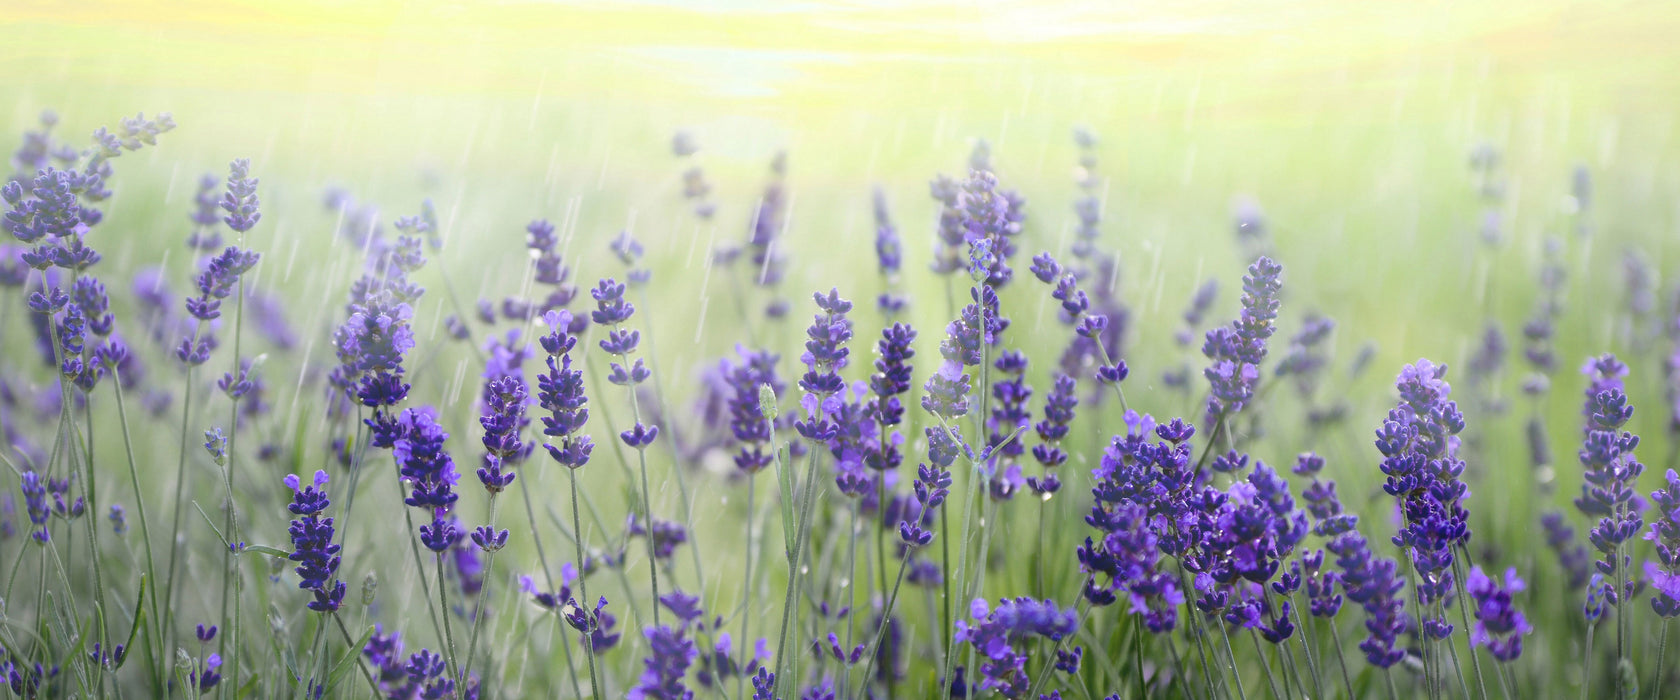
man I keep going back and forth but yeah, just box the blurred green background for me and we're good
[4,0,1680,694]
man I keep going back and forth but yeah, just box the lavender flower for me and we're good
[795,289,854,441]
[1575,354,1645,605]
[186,174,222,250]
[873,188,906,314]
[1202,256,1283,427]
[1466,566,1531,661]
[476,374,528,495]
[1028,373,1078,493]
[19,470,49,543]
[716,346,782,475]
[954,597,1078,697]
[219,159,260,233]
[1542,512,1592,590]
[391,407,461,552]
[957,170,1022,288]
[537,310,594,470]
[1377,359,1469,638]
[985,351,1032,499]
[629,591,707,700]
[1329,527,1408,667]
[1646,469,1680,616]
[285,470,346,613]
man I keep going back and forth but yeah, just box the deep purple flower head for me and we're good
[1575,353,1645,596]
[957,170,1022,288]
[794,289,854,440]
[537,310,595,470]
[591,278,635,327]
[285,470,346,613]
[391,407,461,551]
[1328,528,1407,668]
[19,470,50,544]
[1646,469,1680,617]
[1466,566,1531,661]
[1377,359,1470,632]
[628,590,706,700]
[1201,256,1282,424]
[954,597,1077,697]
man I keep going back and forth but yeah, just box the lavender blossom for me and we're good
[1202,256,1283,428]
[1377,359,1470,639]
[285,470,346,613]
[954,597,1078,697]
[1646,469,1680,616]
[1466,566,1532,661]
[1575,354,1645,606]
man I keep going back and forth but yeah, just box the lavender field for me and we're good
[2,1,1679,698]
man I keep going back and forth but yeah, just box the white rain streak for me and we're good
[283,336,315,451]
[448,356,470,409]
[164,161,181,205]
[282,230,302,283]
[596,146,612,192]
[693,223,718,344]
[761,190,795,286]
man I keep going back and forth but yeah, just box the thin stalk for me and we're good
[1172,563,1222,699]
[857,541,913,695]
[1280,642,1309,700]
[772,446,822,698]
[330,611,385,697]
[568,468,603,699]
[839,501,861,698]
[735,477,757,700]
[610,323,664,629]
[1616,541,1629,700]
[519,476,585,700]
[162,360,198,658]
[1584,622,1596,700]
[1654,621,1670,700]
[1249,631,1286,700]
[433,553,463,683]
[1287,593,1322,698]
[111,373,165,689]
[1327,618,1357,700]
[391,470,450,673]
[1444,621,1472,700]
[459,492,501,688]
[1218,623,1250,700]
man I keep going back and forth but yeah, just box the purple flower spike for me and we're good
[1466,566,1532,662]
[219,159,261,233]
[285,470,346,613]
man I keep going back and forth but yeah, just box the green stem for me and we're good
[569,468,603,700]
[1249,631,1286,700]
[433,553,463,683]
[1654,621,1670,700]
[459,492,500,688]
[162,358,198,661]
[772,445,822,697]
[111,373,166,691]
[1218,623,1249,700]
[1584,622,1596,700]
[1327,618,1357,700]
[518,475,585,700]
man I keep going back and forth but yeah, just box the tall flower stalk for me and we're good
[536,309,602,696]
[590,277,667,626]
